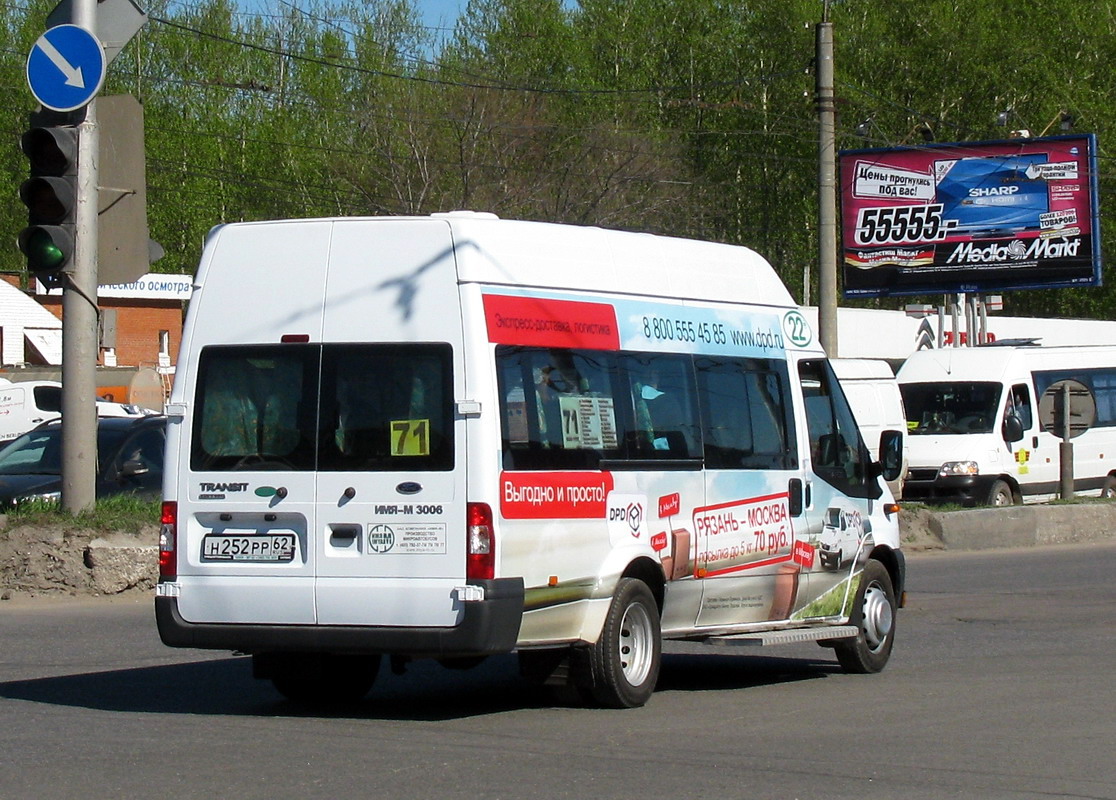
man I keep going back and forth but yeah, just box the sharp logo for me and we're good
[946,237,1081,265]
[969,185,1019,197]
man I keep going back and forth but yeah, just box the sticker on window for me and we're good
[559,396,618,449]
[390,419,431,456]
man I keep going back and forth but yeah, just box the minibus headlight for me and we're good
[939,460,979,477]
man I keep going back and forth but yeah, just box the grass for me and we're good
[898,501,967,513]
[2,494,161,533]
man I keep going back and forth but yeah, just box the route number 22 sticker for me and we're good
[390,419,431,456]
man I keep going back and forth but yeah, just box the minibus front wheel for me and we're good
[588,578,662,708]
[834,559,896,674]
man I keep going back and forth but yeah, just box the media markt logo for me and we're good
[783,310,812,347]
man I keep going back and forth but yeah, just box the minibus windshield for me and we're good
[901,381,1002,434]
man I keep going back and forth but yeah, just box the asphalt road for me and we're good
[2,544,1115,800]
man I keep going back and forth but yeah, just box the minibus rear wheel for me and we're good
[834,560,896,674]
[588,578,662,708]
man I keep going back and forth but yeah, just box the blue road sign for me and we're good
[26,24,106,112]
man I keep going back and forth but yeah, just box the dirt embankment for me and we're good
[0,509,944,602]
[0,517,158,601]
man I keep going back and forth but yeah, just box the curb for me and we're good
[918,503,1116,550]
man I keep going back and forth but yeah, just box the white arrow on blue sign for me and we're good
[26,24,107,112]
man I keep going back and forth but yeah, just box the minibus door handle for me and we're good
[788,478,804,517]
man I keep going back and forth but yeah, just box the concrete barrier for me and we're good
[84,536,157,594]
[927,503,1116,550]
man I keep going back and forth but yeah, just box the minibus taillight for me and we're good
[159,501,177,580]
[466,502,495,581]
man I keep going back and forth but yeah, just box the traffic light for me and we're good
[18,123,79,283]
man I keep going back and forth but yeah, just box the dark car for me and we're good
[0,415,166,508]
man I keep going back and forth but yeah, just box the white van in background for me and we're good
[0,379,154,442]
[898,344,1116,506]
[156,214,905,708]
[831,358,907,498]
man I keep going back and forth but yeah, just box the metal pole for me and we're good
[978,295,989,345]
[951,294,961,347]
[61,0,99,514]
[966,294,977,347]
[1060,382,1074,499]
[816,19,838,357]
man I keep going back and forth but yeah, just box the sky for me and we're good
[418,0,465,32]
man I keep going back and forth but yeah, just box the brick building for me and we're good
[1,273,188,369]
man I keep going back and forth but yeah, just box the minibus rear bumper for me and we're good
[155,577,525,659]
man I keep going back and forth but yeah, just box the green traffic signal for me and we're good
[18,225,72,272]
[18,123,78,276]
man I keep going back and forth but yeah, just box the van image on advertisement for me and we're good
[156,214,905,708]
[816,503,872,571]
[898,343,1116,506]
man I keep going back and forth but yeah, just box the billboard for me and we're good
[840,135,1100,297]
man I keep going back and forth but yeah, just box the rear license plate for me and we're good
[202,533,296,562]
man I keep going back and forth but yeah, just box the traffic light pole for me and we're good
[61,0,98,514]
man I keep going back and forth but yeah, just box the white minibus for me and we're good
[156,214,905,708]
[831,358,907,498]
[898,343,1116,506]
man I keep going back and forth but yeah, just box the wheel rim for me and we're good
[860,581,893,651]
[618,601,655,686]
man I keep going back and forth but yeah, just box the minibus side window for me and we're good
[1093,371,1116,426]
[496,346,623,469]
[1035,367,1116,427]
[619,353,700,459]
[1005,383,1033,431]
[799,359,879,499]
[191,345,318,471]
[33,385,61,413]
[696,357,797,470]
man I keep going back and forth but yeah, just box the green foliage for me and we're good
[795,573,860,619]
[5,494,160,533]
[0,0,1113,316]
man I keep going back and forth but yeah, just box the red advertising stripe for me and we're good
[500,471,615,520]
[483,294,620,350]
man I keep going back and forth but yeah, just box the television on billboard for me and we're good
[839,135,1101,297]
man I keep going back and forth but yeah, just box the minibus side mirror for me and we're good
[1002,413,1025,443]
[877,430,904,483]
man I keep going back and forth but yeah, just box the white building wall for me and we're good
[801,305,1116,364]
[0,280,62,366]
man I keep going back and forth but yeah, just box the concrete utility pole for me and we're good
[61,0,99,513]
[816,9,838,357]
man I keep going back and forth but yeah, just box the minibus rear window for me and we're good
[191,345,318,471]
[191,344,453,472]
